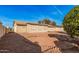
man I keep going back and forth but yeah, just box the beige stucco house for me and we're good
[13,21,55,33]
[0,22,10,38]
[14,21,64,33]
[0,22,6,38]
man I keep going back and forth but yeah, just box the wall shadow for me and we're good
[56,31,67,34]
[48,33,70,41]
[48,33,79,53]
[0,32,41,53]
[48,33,79,45]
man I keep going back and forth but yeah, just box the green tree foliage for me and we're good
[0,21,2,24]
[50,21,56,26]
[38,18,56,26]
[38,21,42,24]
[63,6,79,38]
[42,19,51,24]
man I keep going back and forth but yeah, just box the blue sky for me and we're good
[0,5,74,28]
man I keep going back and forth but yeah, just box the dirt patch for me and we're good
[0,33,41,53]
[0,31,79,53]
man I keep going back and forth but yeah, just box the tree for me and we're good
[63,6,79,38]
[38,19,51,24]
[38,20,42,24]
[42,19,51,24]
[50,21,56,26]
[38,18,56,27]
[0,21,2,24]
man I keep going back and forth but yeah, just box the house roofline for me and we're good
[13,20,55,28]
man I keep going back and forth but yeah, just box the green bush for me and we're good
[63,6,79,38]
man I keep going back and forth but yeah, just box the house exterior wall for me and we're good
[48,28,54,32]
[14,22,64,33]
[26,24,49,33]
[0,23,5,38]
[52,27,64,32]
[14,24,27,33]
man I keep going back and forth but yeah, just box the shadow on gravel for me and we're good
[48,33,79,53]
[0,32,41,53]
